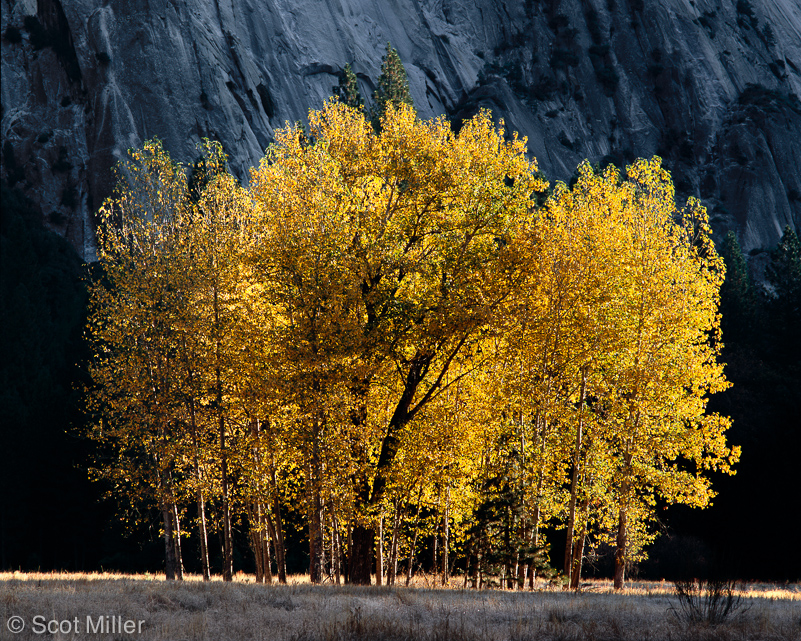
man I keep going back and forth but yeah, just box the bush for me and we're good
[670,578,748,625]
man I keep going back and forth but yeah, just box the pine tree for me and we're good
[765,225,801,365]
[719,230,756,343]
[371,43,414,130]
[337,63,362,109]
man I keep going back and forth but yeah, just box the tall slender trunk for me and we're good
[249,501,273,584]
[442,489,450,586]
[332,510,341,585]
[388,499,401,586]
[406,488,424,586]
[564,369,587,579]
[345,520,353,584]
[307,470,324,583]
[570,497,590,589]
[516,530,526,589]
[432,517,439,581]
[219,408,232,581]
[527,524,538,590]
[214,284,233,582]
[249,505,263,583]
[265,511,284,583]
[172,501,184,580]
[375,514,384,586]
[352,353,432,585]
[529,417,546,589]
[268,461,287,583]
[159,468,178,581]
[503,507,512,589]
[188,396,211,581]
[307,414,325,584]
[350,524,374,585]
[346,376,373,586]
[160,499,177,581]
[614,501,628,589]
[463,539,472,589]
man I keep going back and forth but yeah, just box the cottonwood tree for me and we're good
[535,160,739,589]
[249,100,547,584]
[87,139,194,580]
[87,111,739,589]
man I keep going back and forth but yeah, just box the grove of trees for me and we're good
[84,95,739,589]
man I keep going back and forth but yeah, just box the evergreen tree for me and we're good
[719,230,756,343]
[337,63,362,109]
[765,225,801,365]
[371,43,414,130]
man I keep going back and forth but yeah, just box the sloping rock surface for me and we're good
[2,0,800,259]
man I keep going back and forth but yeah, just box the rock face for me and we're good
[2,0,800,260]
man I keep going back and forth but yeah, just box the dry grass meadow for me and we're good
[1,572,799,641]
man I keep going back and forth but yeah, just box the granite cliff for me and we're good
[2,0,800,260]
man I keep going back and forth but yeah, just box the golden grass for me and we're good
[2,572,799,640]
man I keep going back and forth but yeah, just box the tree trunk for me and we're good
[265,510,285,583]
[219,410,233,581]
[332,510,341,585]
[463,539,472,589]
[213,282,233,582]
[432,519,439,581]
[307,487,324,582]
[268,462,287,583]
[172,501,184,580]
[196,493,210,581]
[187,379,210,580]
[158,467,178,581]
[188,396,211,580]
[442,489,450,586]
[388,500,401,586]
[614,505,628,590]
[375,514,384,586]
[350,524,374,585]
[307,412,325,584]
[346,520,353,584]
[160,499,177,581]
[564,369,587,579]
[249,502,273,584]
[570,495,591,589]
[249,508,264,583]
[406,488,423,586]
[570,528,586,589]
[352,353,432,584]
